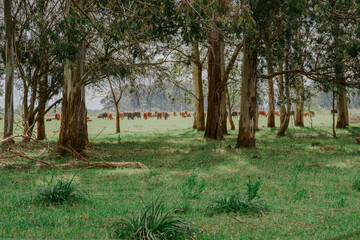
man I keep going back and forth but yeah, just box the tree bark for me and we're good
[192,42,205,131]
[220,41,228,135]
[336,84,347,129]
[192,43,205,131]
[204,31,225,139]
[267,57,275,128]
[58,37,88,155]
[226,87,235,130]
[37,77,48,140]
[277,62,286,126]
[278,54,291,136]
[236,37,257,148]
[294,76,304,126]
[3,0,15,144]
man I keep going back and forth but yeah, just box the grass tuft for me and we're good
[35,176,88,205]
[114,198,193,240]
[352,177,360,192]
[210,177,268,215]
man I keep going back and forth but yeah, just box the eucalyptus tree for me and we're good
[237,0,308,147]
[14,0,63,141]
[2,0,15,144]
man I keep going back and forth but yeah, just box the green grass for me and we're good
[0,114,360,239]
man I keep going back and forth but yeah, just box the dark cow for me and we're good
[46,118,52,122]
[232,111,238,117]
[164,112,170,120]
[127,112,134,120]
[331,109,337,114]
[134,112,141,119]
[98,113,108,119]
[290,111,295,116]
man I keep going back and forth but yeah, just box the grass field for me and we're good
[0,114,360,239]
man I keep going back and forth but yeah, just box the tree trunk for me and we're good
[336,84,347,129]
[277,62,286,126]
[3,0,15,144]
[37,77,47,140]
[345,95,349,126]
[58,38,88,155]
[267,57,275,128]
[220,41,228,135]
[192,42,205,131]
[204,31,225,139]
[226,87,235,130]
[37,104,46,140]
[255,100,259,131]
[236,37,257,148]
[277,60,291,136]
[294,76,304,126]
[115,103,120,133]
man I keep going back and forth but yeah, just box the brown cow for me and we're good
[258,110,267,117]
[275,110,280,116]
[107,112,113,120]
[187,113,191,117]
[119,112,125,120]
[46,118,52,122]
[55,112,61,120]
[143,112,149,120]
[304,112,310,117]
[180,111,186,118]
[173,111,177,117]
[87,119,92,122]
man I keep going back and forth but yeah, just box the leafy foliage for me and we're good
[36,176,88,205]
[114,199,192,240]
[211,177,268,215]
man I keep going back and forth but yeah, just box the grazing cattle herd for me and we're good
[1,109,324,123]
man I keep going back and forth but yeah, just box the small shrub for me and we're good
[36,176,88,205]
[352,178,360,192]
[114,199,193,240]
[211,177,267,215]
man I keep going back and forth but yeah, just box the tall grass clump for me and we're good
[114,199,193,240]
[211,177,268,215]
[36,176,88,205]
[353,177,360,192]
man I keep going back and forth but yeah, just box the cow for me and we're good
[127,112,134,120]
[164,112,170,120]
[331,109,337,114]
[87,119,92,122]
[156,112,162,119]
[204,111,206,117]
[143,112,149,120]
[187,113,192,117]
[134,112,141,119]
[304,112,310,117]
[55,112,61,120]
[107,112,113,120]
[275,110,280,116]
[98,113,108,119]
[258,110,267,117]
[173,111,177,117]
[119,112,125,120]
[310,111,315,115]
[232,111,238,117]
[180,111,186,118]
[151,113,157,118]
[46,118,52,122]
[290,111,295,116]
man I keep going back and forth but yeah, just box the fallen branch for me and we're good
[54,161,147,169]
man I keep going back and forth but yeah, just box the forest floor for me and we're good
[0,114,359,239]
